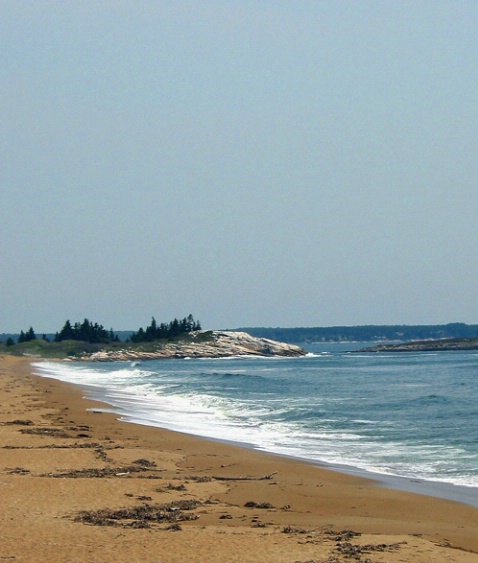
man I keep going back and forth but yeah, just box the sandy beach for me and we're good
[1,355,478,562]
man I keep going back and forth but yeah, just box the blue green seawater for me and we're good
[34,344,478,503]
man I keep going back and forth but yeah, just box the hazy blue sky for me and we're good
[2,1,478,332]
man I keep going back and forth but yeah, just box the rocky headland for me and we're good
[77,331,306,361]
[357,337,478,353]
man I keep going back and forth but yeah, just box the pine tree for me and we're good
[27,327,36,341]
[55,320,74,342]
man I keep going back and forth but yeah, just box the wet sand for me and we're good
[1,355,478,562]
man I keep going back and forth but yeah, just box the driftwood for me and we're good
[212,471,277,482]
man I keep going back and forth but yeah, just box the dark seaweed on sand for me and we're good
[73,500,201,528]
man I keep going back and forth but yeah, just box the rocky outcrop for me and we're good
[77,331,306,361]
[357,337,478,353]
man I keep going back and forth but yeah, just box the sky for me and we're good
[2,1,478,333]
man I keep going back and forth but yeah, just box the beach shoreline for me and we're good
[47,374,478,509]
[2,354,478,562]
[33,357,478,509]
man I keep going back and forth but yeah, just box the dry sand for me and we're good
[1,354,478,562]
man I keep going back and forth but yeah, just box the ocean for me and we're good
[33,343,478,506]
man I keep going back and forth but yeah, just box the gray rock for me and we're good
[80,331,306,361]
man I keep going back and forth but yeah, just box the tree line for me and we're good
[130,314,201,343]
[5,327,39,346]
[6,314,202,346]
[54,319,117,344]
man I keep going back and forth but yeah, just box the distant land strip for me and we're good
[235,323,478,343]
[356,337,478,353]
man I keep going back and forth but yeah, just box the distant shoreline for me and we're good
[356,337,478,353]
[237,323,478,345]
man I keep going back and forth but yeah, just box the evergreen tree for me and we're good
[131,327,145,343]
[55,320,74,342]
[144,317,158,341]
[158,322,168,339]
[169,318,180,337]
[27,327,36,341]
